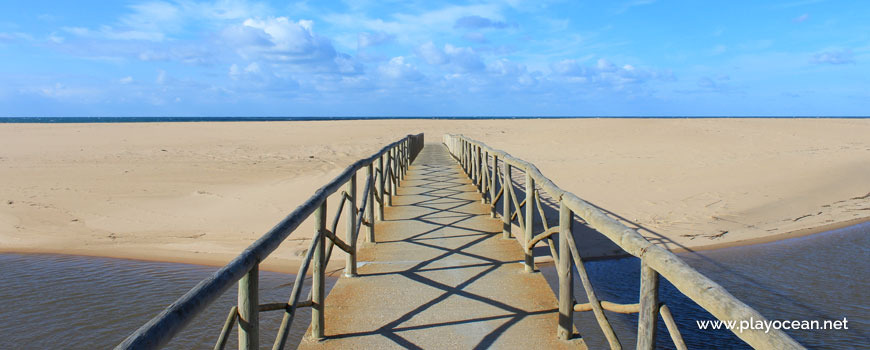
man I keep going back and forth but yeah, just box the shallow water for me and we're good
[554,222,870,349]
[0,255,335,349]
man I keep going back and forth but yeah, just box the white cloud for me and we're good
[357,31,394,49]
[241,17,317,53]
[811,50,854,64]
[323,4,502,45]
[462,32,487,43]
[48,32,65,43]
[487,59,538,87]
[244,62,260,73]
[551,57,672,89]
[453,15,510,29]
[229,64,241,78]
[378,56,423,81]
[596,58,617,72]
[34,82,101,100]
[156,70,167,84]
[417,42,448,65]
[120,1,182,34]
[0,32,34,42]
[694,75,733,93]
[225,17,342,68]
[184,0,270,20]
[230,62,263,79]
[416,42,484,72]
[120,76,134,84]
[62,0,271,43]
[793,13,810,23]
[63,25,164,42]
[226,61,301,94]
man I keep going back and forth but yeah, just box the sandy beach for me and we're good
[1,119,868,273]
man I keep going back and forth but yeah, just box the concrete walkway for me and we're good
[297,143,584,350]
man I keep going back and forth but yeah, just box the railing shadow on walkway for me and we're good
[335,147,563,349]
[445,134,805,350]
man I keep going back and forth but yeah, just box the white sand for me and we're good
[1,119,867,273]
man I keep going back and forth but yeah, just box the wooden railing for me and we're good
[116,133,424,350]
[443,134,805,350]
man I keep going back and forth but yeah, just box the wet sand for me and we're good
[1,119,868,273]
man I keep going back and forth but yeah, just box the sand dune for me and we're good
[1,119,868,273]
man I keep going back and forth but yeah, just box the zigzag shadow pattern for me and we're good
[297,144,584,350]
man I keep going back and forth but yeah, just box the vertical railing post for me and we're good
[386,150,393,206]
[469,143,473,177]
[472,145,478,185]
[464,141,468,171]
[524,172,535,273]
[366,163,375,243]
[481,151,488,203]
[394,146,400,184]
[558,200,573,340]
[490,154,498,218]
[469,143,474,181]
[467,141,471,174]
[399,141,404,181]
[238,265,259,350]
[461,140,465,168]
[394,146,400,185]
[378,154,385,219]
[461,140,466,171]
[402,139,411,180]
[470,144,475,181]
[346,174,357,277]
[390,147,397,197]
[637,259,660,350]
[460,140,465,170]
[476,146,483,192]
[502,161,512,239]
[311,201,326,340]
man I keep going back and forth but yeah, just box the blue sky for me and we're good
[0,0,867,117]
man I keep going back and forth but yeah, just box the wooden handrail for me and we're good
[443,134,804,350]
[574,301,640,314]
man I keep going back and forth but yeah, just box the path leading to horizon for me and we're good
[296,143,584,349]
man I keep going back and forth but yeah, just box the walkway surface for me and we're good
[297,143,584,350]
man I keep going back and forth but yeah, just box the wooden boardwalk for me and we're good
[121,133,804,350]
[297,143,584,349]
[119,134,802,350]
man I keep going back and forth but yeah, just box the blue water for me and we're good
[560,222,870,349]
[0,224,866,349]
[0,255,336,350]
